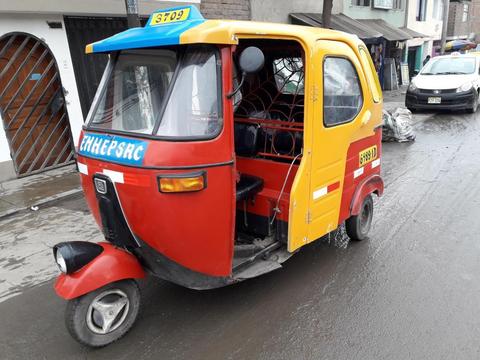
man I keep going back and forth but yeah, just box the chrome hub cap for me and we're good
[86,289,130,334]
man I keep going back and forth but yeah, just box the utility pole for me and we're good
[322,0,333,29]
[440,0,450,54]
[125,0,141,28]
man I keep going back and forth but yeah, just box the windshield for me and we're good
[421,57,476,75]
[89,45,222,139]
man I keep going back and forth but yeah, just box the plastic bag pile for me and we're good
[382,108,416,142]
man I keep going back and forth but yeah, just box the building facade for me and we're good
[404,0,443,74]
[447,0,474,40]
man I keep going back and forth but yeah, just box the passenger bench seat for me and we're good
[236,174,264,202]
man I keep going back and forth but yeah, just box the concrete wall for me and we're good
[473,0,480,42]
[343,1,405,27]
[250,0,343,24]
[406,0,443,40]
[201,0,251,20]
[447,1,472,39]
[0,0,200,16]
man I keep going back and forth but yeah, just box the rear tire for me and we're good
[65,279,141,348]
[346,194,373,241]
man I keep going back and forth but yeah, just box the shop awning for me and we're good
[399,27,428,38]
[289,13,382,41]
[357,19,412,41]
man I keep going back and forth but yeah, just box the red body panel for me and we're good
[338,129,383,224]
[77,47,236,277]
[351,174,384,215]
[54,242,145,300]
[236,157,299,221]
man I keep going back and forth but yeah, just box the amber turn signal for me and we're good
[158,172,206,193]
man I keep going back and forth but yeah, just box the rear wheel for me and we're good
[346,194,373,241]
[65,279,141,348]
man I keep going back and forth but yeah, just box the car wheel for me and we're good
[407,107,417,113]
[65,279,141,348]
[468,91,479,113]
[346,194,373,241]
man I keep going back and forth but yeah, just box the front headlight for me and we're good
[408,82,417,92]
[456,83,473,93]
[55,250,67,273]
[53,242,104,274]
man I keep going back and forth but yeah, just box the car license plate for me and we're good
[150,8,190,26]
[359,145,378,167]
[428,97,441,104]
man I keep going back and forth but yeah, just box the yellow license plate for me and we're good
[150,8,190,26]
[359,145,378,167]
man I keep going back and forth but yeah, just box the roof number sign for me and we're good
[150,8,191,26]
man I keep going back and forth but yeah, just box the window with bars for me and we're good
[352,0,371,6]
[416,0,427,21]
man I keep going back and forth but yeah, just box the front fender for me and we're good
[54,242,145,300]
[351,174,384,216]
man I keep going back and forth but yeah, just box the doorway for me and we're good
[0,33,74,177]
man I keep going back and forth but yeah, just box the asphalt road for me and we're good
[1,110,480,359]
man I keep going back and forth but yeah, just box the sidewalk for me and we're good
[0,165,82,219]
[383,85,408,113]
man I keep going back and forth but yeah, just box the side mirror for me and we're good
[239,46,265,74]
[413,69,419,76]
[227,47,265,99]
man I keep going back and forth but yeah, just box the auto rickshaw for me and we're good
[52,5,384,347]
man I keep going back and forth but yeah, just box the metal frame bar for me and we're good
[6,60,55,130]
[0,40,41,100]
[26,113,66,173]
[38,125,71,170]
[0,36,31,79]
[0,34,17,59]
[1,48,49,111]
[15,89,62,169]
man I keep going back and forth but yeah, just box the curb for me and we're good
[0,187,83,220]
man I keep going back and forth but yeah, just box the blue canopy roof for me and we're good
[88,5,205,53]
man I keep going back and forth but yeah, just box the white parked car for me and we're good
[406,53,480,113]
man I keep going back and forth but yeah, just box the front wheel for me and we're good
[467,92,479,113]
[65,279,141,347]
[346,194,373,241]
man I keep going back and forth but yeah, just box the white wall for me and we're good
[406,0,443,39]
[343,2,405,28]
[0,123,11,163]
[0,0,199,16]
[251,0,343,24]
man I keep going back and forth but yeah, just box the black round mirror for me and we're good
[239,46,265,74]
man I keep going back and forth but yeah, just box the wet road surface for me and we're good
[1,110,480,359]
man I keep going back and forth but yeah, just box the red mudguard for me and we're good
[351,174,384,216]
[54,242,145,300]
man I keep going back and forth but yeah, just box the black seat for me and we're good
[236,174,264,202]
[234,123,259,157]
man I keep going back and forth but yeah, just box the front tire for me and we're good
[346,194,373,241]
[468,91,479,113]
[65,279,141,348]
